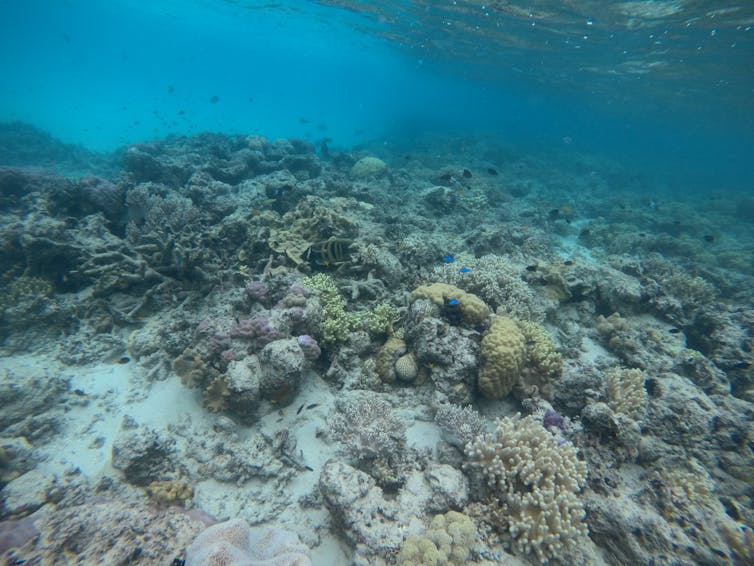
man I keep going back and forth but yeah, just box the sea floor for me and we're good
[0,122,752,565]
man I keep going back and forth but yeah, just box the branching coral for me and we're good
[465,414,588,563]
[605,367,648,420]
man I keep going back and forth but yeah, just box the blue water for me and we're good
[1,0,753,192]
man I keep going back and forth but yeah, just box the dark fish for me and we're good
[299,117,310,124]
[306,403,320,410]
[305,238,353,267]
[168,85,174,94]
[668,328,681,334]
[730,361,753,370]
[525,265,538,272]
[549,208,561,218]
[703,234,715,243]
[462,168,472,178]
[487,168,498,175]
[116,356,130,364]
[579,229,591,237]
[178,109,185,115]
[639,233,646,237]
[563,260,574,266]
[210,95,219,103]
[438,173,453,183]
[296,404,304,415]
[303,465,314,471]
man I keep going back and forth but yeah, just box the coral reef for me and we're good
[397,511,485,566]
[411,283,490,326]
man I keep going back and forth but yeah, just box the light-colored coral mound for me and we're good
[397,510,486,566]
[478,316,526,399]
[411,282,490,326]
[350,156,387,179]
[185,518,311,566]
[466,414,588,563]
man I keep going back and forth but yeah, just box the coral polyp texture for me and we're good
[466,414,588,563]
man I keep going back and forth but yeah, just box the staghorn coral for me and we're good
[605,367,648,420]
[478,316,526,399]
[466,414,588,563]
[411,283,490,326]
[396,510,483,566]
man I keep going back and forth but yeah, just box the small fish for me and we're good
[563,260,574,266]
[487,167,498,175]
[730,361,753,370]
[306,403,320,410]
[115,356,130,364]
[296,404,305,415]
[303,465,314,471]
[549,208,561,218]
[668,328,681,334]
[639,233,646,237]
[447,299,460,306]
[462,168,472,178]
[703,234,715,243]
[441,255,455,263]
[579,229,591,237]
[459,267,471,273]
[525,265,538,272]
[209,95,220,103]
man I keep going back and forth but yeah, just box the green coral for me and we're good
[302,274,400,344]
[302,273,361,343]
[363,302,399,335]
[397,511,483,566]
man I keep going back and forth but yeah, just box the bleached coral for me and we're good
[605,367,648,420]
[465,414,588,563]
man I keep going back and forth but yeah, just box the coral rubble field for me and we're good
[0,122,752,565]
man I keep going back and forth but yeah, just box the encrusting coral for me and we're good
[410,283,490,326]
[465,414,588,563]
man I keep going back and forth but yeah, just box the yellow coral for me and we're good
[376,335,407,383]
[518,321,563,400]
[397,511,480,566]
[478,316,526,399]
[146,479,194,506]
[606,367,648,420]
[411,283,490,326]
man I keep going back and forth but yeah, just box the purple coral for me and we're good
[230,316,281,347]
[245,281,269,305]
[297,335,321,360]
[543,409,565,430]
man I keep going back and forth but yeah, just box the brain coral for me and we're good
[410,283,490,326]
[478,316,526,399]
[466,414,588,563]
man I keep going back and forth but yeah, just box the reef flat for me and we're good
[1,122,752,565]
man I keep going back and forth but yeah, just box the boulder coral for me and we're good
[478,316,526,399]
